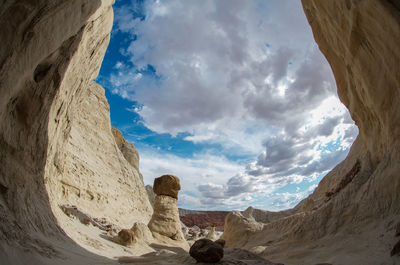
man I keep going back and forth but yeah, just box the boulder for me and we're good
[131,222,153,244]
[189,238,224,263]
[153,175,181,199]
[118,229,135,246]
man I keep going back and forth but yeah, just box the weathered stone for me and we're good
[206,226,218,241]
[189,238,224,263]
[118,229,135,246]
[112,127,140,171]
[146,185,156,207]
[148,195,184,240]
[131,222,153,244]
[153,175,181,199]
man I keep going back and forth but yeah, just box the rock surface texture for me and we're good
[148,175,188,250]
[189,238,224,263]
[179,208,229,229]
[112,126,140,171]
[222,1,400,265]
[0,0,152,264]
[0,0,399,264]
[153,174,181,199]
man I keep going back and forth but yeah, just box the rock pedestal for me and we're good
[148,175,185,241]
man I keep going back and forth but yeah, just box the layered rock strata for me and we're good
[222,1,400,264]
[0,0,152,264]
[148,175,187,246]
[0,0,399,264]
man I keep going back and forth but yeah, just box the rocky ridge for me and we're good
[179,208,229,229]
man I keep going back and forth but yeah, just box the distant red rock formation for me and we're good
[180,211,229,229]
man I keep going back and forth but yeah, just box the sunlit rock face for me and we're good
[0,0,399,264]
[222,1,400,264]
[112,126,140,171]
[0,0,151,264]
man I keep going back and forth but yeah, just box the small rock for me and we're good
[131,222,153,244]
[215,239,226,248]
[81,218,90,225]
[153,175,181,199]
[391,238,400,256]
[189,238,224,263]
[118,229,135,246]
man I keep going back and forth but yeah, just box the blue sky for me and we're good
[97,0,358,211]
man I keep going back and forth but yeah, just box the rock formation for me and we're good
[153,174,181,199]
[0,0,152,264]
[205,227,219,241]
[111,126,140,171]
[179,208,229,229]
[146,184,156,207]
[189,238,224,263]
[222,1,400,264]
[148,175,187,248]
[118,229,136,246]
[131,222,154,245]
[0,0,399,264]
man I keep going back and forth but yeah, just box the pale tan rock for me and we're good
[0,0,152,263]
[148,195,185,241]
[112,126,140,171]
[146,185,156,207]
[131,222,154,244]
[206,227,218,241]
[1,0,399,264]
[222,1,400,264]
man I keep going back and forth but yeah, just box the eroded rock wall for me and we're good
[222,1,400,264]
[0,0,151,263]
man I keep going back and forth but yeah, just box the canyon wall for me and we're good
[0,0,152,264]
[222,1,400,264]
[0,0,399,264]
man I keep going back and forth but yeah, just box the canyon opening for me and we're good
[0,1,399,265]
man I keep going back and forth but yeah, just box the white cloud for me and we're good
[108,0,358,210]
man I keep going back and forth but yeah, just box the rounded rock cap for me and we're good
[153,174,181,199]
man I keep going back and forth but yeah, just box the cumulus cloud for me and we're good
[106,0,358,210]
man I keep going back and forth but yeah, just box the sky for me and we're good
[96,0,358,211]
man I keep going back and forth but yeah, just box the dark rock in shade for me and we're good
[395,222,400,237]
[391,238,400,256]
[118,229,135,246]
[153,175,181,199]
[215,239,226,248]
[189,238,224,263]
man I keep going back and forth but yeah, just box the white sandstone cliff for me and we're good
[0,0,152,264]
[222,1,400,264]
